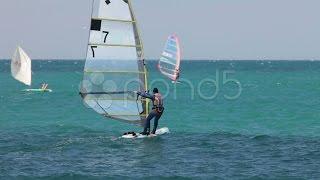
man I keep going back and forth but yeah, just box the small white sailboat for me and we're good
[11,46,52,92]
[158,34,181,83]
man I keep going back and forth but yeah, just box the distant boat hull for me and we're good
[22,89,52,92]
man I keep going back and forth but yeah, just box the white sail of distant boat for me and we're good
[158,34,181,82]
[11,46,32,86]
[80,0,149,124]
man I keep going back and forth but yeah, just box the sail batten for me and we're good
[160,57,176,66]
[80,0,148,124]
[89,43,141,47]
[92,17,135,23]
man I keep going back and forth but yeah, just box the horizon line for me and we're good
[1,59,320,61]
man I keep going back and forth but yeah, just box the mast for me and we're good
[128,0,149,117]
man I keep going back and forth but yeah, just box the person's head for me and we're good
[153,88,159,94]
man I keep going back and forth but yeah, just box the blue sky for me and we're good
[0,0,319,60]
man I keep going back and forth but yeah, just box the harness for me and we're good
[153,93,164,113]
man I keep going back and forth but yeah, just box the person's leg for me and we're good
[144,119,150,134]
[151,112,163,134]
[142,111,156,134]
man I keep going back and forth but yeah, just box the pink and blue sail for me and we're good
[158,34,181,81]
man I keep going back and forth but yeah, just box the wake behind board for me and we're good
[122,127,170,139]
[22,89,52,92]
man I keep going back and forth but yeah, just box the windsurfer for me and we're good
[137,88,164,135]
[41,83,48,90]
[175,68,180,81]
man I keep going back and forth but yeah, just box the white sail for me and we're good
[11,46,32,86]
[80,0,149,124]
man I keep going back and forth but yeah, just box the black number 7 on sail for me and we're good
[91,46,97,58]
[103,31,109,43]
[105,0,111,5]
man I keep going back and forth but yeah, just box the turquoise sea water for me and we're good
[1,60,320,179]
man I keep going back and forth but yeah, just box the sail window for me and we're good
[91,20,102,31]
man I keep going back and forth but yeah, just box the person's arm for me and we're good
[137,91,154,100]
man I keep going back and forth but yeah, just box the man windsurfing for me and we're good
[41,83,48,90]
[137,88,164,135]
[174,68,180,82]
